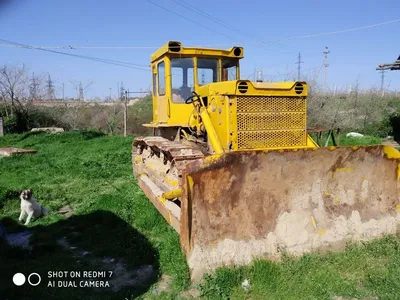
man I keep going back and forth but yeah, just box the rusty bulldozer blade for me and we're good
[179,145,400,281]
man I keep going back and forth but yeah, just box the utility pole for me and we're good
[62,83,65,101]
[323,46,330,93]
[256,69,263,82]
[47,75,55,101]
[295,52,303,81]
[109,88,112,101]
[380,69,386,97]
[120,81,124,99]
[117,82,119,100]
[79,82,84,101]
[124,90,128,137]
[29,72,39,100]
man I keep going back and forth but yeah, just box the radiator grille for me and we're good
[237,96,306,113]
[236,96,307,149]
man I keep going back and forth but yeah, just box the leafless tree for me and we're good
[0,64,29,115]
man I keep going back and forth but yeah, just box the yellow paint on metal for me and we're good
[311,216,317,230]
[207,96,230,150]
[398,164,400,181]
[381,147,400,181]
[383,145,400,159]
[165,176,179,187]
[151,41,244,63]
[168,212,172,224]
[199,108,224,154]
[335,167,354,172]
[312,216,325,235]
[330,167,354,179]
[186,174,195,253]
[162,189,182,200]
[158,196,166,204]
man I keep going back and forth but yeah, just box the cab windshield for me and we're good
[171,57,194,103]
[169,56,239,103]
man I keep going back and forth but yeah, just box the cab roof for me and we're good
[151,41,244,63]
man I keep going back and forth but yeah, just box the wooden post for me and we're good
[0,117,3,136]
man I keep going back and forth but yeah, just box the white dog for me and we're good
[19,189,48,225]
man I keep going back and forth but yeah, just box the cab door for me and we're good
[156,60,168,123]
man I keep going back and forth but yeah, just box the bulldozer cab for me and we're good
[147,41,243,126]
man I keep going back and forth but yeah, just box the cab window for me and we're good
[222,58,238,81]
[157,61,165,96]
[197,58,218,85]
[170,58,194,103]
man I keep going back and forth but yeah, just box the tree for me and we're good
[0,64,29,115]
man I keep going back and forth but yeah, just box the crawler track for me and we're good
[132,136,205,232]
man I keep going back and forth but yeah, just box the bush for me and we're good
[2,107,67,134]
[361,116,392,138]
[0,96,154,136]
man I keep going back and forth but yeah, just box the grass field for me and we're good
[1,131,400,299]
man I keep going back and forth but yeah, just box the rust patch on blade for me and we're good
[182,145,400,252]
[189,151,289,247]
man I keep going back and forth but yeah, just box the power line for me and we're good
[0,43,217,50]
[171,0,246,36]
[0,38,151,71]
[168,0,292,54]
[144,0,236,40]
[267,18,400,42]
[1,18,397,52]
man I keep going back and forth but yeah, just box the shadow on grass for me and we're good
[0,210,159,300]
[77,130,106,140]
[0,188,21,210]
[16,131,47,142]
[14,129,106,143]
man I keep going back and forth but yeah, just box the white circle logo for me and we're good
[13,273,26,286]
[28,273,41,286]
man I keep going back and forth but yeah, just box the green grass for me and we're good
[310,132,383,147]
[338,135,383,146]
[198,235,400,299]
[1,131,400,300]
[0,131,189,299]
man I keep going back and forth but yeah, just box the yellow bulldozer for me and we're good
[132,41,400,281]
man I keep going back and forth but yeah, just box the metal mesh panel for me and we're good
[236,96,307,149]
[237,96,306,113]
[238,130,306,149]
[237,112,305,131]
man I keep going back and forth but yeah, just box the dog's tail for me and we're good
[41,206,49,216]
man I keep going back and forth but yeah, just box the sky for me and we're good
[0,0,399,99]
